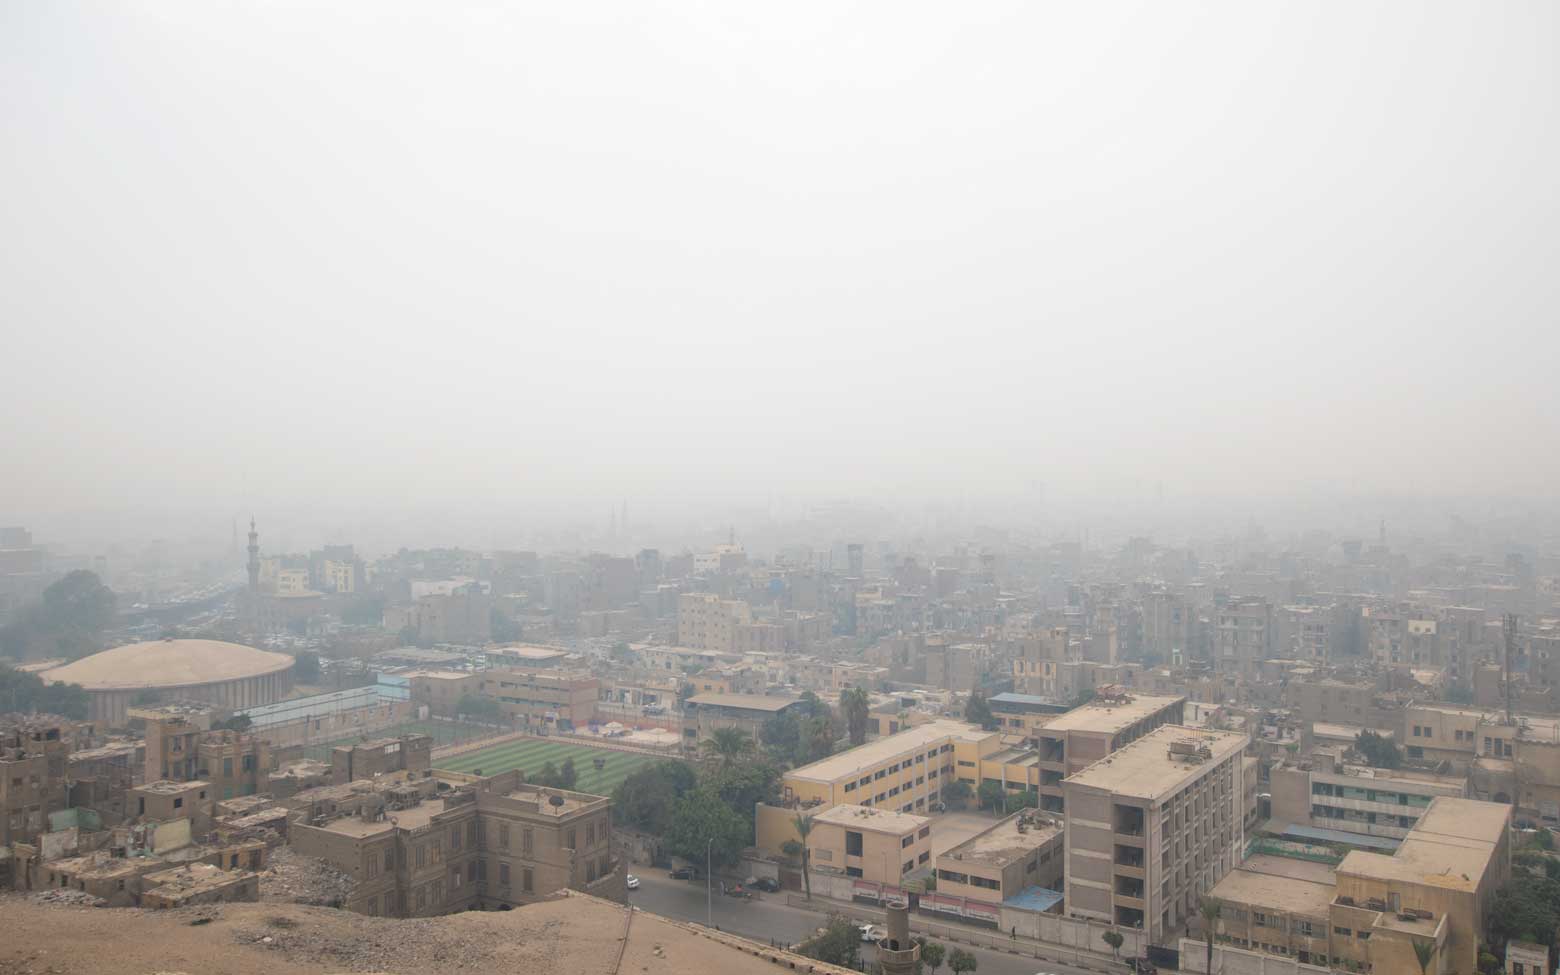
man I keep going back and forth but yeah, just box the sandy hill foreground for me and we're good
[0,891,852,975]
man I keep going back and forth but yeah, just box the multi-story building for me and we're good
[1329,797,1511,975]
[1282,676,1396,731]
[677,593,752,652]
[330,734,432,785]
[288,769,620,917]
[930,810,1064,917]
[1215,598,1272,676]
[1062,725,1249,941]
[681,692,803,745]
[1010,626,1070,697]
[1268,751,1467,842]
[403,670,478,717]
[1033,692,1186,812]
[1,715,71,847]
[806,803,932,885]
[986,693,1069,740]
[474,670,599,731]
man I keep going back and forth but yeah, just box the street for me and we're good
[626,870,1121,975]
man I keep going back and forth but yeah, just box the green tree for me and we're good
[942,779,973,804]
[1003,790,1038,815]
[612,760,697,833]
[803,916,861,969]
[41,570,116,633]
[535,760,561,787]
[664,788,749,869]
[293,651,322,683]
[702,760,781,842]
[964,689,996,731]
[841,686,871,745]
[1354,729,1402,769]
[1198,898,1221,975]
[1411,939,1434,975]
[792,813,814,900]
[1444,683,1473,704]
[709,727,754,766]
[1488,873,1560,949]
[920,940,946,975]
[977,780,1005,812]
[558,757,578,790]
[800,714,837,764]
[1528,828,1554,851]
[1102,930,1124,959]
[216,714,253,733]
[0,666,90,719]
[761,710,801,756]
[947,947,978,975]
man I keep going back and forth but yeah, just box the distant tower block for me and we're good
[847,543,864,578]
[876,904,920,975]
[246,517,260,592]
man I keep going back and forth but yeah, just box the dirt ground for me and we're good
[0,891,856,975]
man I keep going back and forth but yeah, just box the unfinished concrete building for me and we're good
[1,715,72,848]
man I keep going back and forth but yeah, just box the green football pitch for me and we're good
[435,737,673,796]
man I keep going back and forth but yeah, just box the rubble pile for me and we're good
[258,848,353,906]
[233,913,503,972]
[30,889,106,907]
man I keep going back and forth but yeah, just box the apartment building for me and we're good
[1062,726,1249,941]
[1033,692,1186,812]
[1282,677,1397,731]
[1203,855,1340,967]
[1,716,70,847]
[1010,625,1068,698]
[681,692,803,744]
[289,769,619,917]
[931,810,1064,915]
[404,670,477,717]
[330,734,432,785]
[806,804,932,885]
[987,693,1069,740]
[676,593,752,652]
[1215,598,1272,677]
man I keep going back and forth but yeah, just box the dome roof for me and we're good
[40,639,294,690]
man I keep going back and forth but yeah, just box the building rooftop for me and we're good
[1337,797,1510,892]
[40,639,293,689]
[143,861,240,891]
[491,644,569,660]
[1039,693,1185,735]
[1209,860,1337,919]
[1063,726,1249,800]
[135,779,210,795]
[684,692,799,712]
[501,785,606,817]
[812,803,928,835]
[399,669,472,680]
[787,719,992,784]
[940,812,1063,868]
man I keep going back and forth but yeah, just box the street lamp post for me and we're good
[706,838,713,928]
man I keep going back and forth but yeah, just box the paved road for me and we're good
[626,870,1122,975]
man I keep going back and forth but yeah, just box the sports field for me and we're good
[435,737,671,796]
[298,719,497,761]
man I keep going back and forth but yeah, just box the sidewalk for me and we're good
[783,890,1140,974]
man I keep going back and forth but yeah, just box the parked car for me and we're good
[749,877,780,893]
[669,867,694,880]
[625,874,641,890]
[859,925,886,943]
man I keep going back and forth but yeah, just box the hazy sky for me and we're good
[3,1,1556,525]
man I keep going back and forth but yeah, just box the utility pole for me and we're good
[706,838,713,928]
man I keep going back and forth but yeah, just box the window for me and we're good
[1253,912,1267,927]
[890,763,900,773]
[918,851,929,863]
[224,758,234,777]
[859,776,871,787]
[523,828,533,854]
[938,870,968,884]
[1357,932,1370,941]
[901,835,914,848]
[845,782,857,793]
[451,826,461,850]
[875,769,886,780]
[499,823,510,849]
[499,863,510,887]
[971,876,999,890]
[918,827,931,839]
[957,760,975,768]
[384,848,394,871]
[845,831,864,856]
[1334,927,1352,937]
[522,867,533,893]
[468,861,478,882]
[173,797,183,809]
[416,845,427,868]
[452,868,462,889]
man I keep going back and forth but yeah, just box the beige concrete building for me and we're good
[806,803,931,885]
[288,769,620,917]
[1034,691,1186,811]
[1214,598,1272,677]
[1268,751,1466,842]
[677,593,752,652]
[474,669,599,730]
[933,810,1063,908]
[1204,855,1339,967]
[681,692,801,745]
[1062,725,1249,941]
[1,716,71,848]
[779,719,998,813]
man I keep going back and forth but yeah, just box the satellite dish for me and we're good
[549,795,566,807]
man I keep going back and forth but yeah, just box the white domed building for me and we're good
[41,638,294,725]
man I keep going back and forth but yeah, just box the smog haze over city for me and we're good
[2,5,1559,975]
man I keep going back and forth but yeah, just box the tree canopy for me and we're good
[612,760,699,834]
[964,689,997,731]
[1488,873,1560,948]
[293,651,322,683]
[841,686,871,745]
[664,787,749,868]
[977,779,1006,812]
[0,665,90,719]
[802,916,861,969]
[1354,729,1402,769]
[0,570,116,661]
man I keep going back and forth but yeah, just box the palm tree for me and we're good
[841,686,870,745]
[792,813,814,900]
[709,727,753,766]
[1198,898,1221,975]
[1412,939,1435,975]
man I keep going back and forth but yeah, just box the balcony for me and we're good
[1114,845,1145,869]
[1113,804,1146,837]
[1114,875,1145,899]
[1115,905,1145,928]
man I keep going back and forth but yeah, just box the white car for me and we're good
[626,874,641,890]
[859,924,886,943]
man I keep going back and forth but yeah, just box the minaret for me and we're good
[247,517,260,593]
